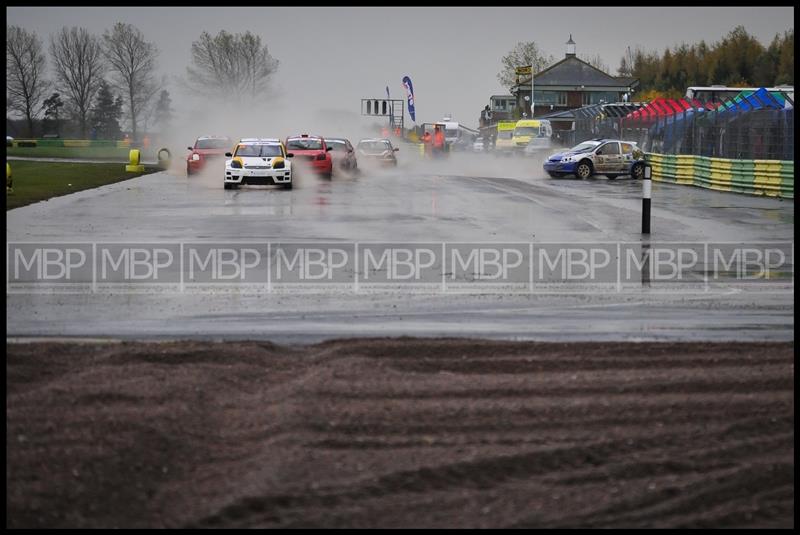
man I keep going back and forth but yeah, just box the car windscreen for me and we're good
[326,140,348,151]
[234,144,282,157]
[514,127,537,136]
[569,142,601,153]
[196,138,231,149]
[358,141,390,153]
[286,138,322,150]
[498,131,513,139]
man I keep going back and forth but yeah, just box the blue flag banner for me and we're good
[402,76,416,123]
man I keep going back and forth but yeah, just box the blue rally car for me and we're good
[543,139,646,180]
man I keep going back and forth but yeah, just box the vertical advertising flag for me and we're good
[402,76,416,123]
[387,85,392,123]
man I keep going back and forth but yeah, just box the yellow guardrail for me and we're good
[645,153,793,199]
[62,139,91,148]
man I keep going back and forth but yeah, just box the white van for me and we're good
[522,119,554,156]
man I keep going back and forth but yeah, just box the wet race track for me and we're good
[6,151,794,528]
[6,151,794,342]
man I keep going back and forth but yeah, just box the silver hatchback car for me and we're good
[543,139,646,180]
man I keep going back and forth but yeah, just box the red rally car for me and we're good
[284,134,333,178]
[187,136,233,176]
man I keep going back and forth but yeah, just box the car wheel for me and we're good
[631,163,645,180]
[576,161,593,179]
[224,183,232,190]
[606,174,619,180]
[187,166,193,176]
[547,172,561,178]
[282,182,293,190]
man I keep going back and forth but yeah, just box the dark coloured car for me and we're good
[325,138,358,172]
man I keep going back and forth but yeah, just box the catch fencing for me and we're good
[570,94,794,161]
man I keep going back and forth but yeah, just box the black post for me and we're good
[642,163,651,234]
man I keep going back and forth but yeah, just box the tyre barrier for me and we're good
[157,147,171,169]
[11,139,38,148]
[645,153,794,199]
[125,149,145,173]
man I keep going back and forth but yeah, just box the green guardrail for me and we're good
[645,153,793,199]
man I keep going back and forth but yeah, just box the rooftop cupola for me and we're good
[566,34,576,57]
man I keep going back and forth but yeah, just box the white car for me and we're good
[224,138,294,190]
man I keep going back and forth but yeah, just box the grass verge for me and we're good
[6,160,158,210]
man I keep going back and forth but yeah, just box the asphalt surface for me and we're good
[6,151,794,342]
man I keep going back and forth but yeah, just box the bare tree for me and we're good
[497,41,555,91]
[186,30,279,102]
[139,74,166,139]
[618,45,636,77]
[50,26,106,138]
[580,53,609,74]
[7,25,49,137]
[102,22,160,141]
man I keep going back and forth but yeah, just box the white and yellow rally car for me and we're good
[224,138,293,190]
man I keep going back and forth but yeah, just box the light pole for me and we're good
[531,69,534,117]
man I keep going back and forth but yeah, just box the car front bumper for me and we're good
[225,168,292,185]
[543,161,577,173]
[294,158,332,173]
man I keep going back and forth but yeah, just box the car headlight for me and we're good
[191,153,200,161]
[230,160,242,169]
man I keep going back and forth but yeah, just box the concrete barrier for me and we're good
[645,153,793,199]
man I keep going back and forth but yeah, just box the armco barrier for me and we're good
[645,153,793,199]
[11,138,133,149]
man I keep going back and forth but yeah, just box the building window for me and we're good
[534,91,566,106]
[582,91,619,106]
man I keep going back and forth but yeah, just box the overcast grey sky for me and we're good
[7,7,795,130]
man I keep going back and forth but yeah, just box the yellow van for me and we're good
[494,121,517,154]
[512,119,542,151]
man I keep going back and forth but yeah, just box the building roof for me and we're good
[513,56,638,91]
[539,103,647,122]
